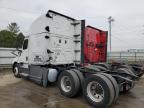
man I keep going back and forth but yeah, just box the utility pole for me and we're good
[108,16,114,53]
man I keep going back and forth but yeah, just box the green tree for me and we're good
[0,22,25,48]
[7,22,20,35]
[0,30,16,48]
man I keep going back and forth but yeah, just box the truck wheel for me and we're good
[58,70,80,97]
[100,73,119,103]
[83,74,115,108]
[94,63,110,70]
[96,74,115,106]
[117,68,135,93]
[13,64,21,78]
[93,65,107,71]
[70,69,84,94]
[118,65,136,75]
[123,68,135,76]
[137,72,144,77]
[70,69,84,86]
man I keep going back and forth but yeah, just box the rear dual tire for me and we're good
[58,70,81,97]
[100,73,119,103]
[118,65,136,76]
[83,74,118,108]
[94,63,110,70]
[58,70,119,108]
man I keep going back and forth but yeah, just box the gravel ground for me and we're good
[0,69,144,108]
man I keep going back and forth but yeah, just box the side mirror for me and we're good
[11,49,22,56]
[16,48,22,56]
[17,48,22,53]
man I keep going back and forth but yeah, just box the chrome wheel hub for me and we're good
[87,81,104,102]
[61,76,72,92]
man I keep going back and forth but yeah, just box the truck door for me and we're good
[19,39,29,76]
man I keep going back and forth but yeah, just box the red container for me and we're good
[84,26,108,63]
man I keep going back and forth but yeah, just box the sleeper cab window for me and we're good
[23,39,28,50]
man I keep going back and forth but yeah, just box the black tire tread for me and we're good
[83,74,115,108]
[100,73,119,103]
[95,74,115,107]
[58,70,80,97]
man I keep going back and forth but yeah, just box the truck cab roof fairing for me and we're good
[46,10,76,21]
[27,10,83,65]
[29,10,78,36]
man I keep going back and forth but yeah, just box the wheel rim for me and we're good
[61,76,72,92]
[14,66,18,75]
[87,81,104,102]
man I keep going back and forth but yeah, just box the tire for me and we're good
[117,68,135,93]
[118,65,130,69]
[123,68,135,76]
[83,74,115,108]
[137,72,144,77]
[96,74,115,106]
[94,63,110,70]
[118,65,136,75]
[93,65,107,71]
[13,64,21,78]
[70,69,84,86]
[100,73,119,103]
[58,70,80,97]
[85,65,101,72]
[130,65,144,77]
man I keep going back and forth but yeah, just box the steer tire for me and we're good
[13,64,21,78]
[58,70,80,97]
[100,73,119,103]
[83,74,115,108]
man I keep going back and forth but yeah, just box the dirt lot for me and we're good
[0,69,144,108]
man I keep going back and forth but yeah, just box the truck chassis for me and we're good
[12,10,144,108]
[12,62,140,108]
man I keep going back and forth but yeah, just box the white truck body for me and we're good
[16,10,83,67]
[12,10,137,108]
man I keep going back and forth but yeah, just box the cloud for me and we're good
[0,0,144,51]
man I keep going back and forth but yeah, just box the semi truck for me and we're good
[12,10,138,108]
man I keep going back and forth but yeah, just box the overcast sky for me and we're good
[0,0,144,51]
